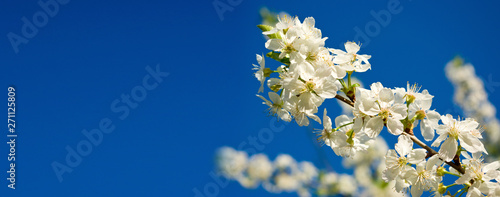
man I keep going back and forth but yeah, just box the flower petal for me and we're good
[265,39,283,51]
[421,119,435,141]
[395,135,412,157]
[387,117,403,136]
[365,116,384,138]
[382,166,401,182]
[408,149,427,164]
[439,137,458,162]
[344,42,360,54]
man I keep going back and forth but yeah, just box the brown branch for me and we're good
[335,94,354,107]
[401,132,465,174]
[333,93,465,174]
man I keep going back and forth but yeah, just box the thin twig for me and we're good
[401,132,465,174]
[334,93,466,174]
[334,94,354,107]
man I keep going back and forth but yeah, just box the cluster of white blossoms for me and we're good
[445,57,500,146]
[249,15,500,196]
[253,15,371,127]
[215,147,358,197]
[215,136,404,196]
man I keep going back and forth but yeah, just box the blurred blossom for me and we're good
[215,146,248,178]
[445,57,500,151]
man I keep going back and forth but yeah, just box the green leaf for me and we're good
[266,51,290,65]
[351,83,361,88]
[270,84,282,92]
[257,25,281,39]
[257,24,273,32]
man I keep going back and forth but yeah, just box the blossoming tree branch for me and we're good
[249,15,500,197]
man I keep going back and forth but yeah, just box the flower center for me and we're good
[304,80,316,93]
[306,52,317,61]
[283,43,295,54]
[379,108,391,119]
[449,124,460,139]
[417,170,430,184]
[397,157,407,167]
[350,54,357,63]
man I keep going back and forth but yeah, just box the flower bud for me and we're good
[263,68,273,78]
[437,183,447,194]
[415,110,426,120]
[436,166,446,176]
[406,94,416,104]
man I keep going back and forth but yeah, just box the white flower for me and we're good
[394,175,410,193]
[247,154,273,181]
[352,86,378,118]
[320,172,338,185]
[432,114,487,162]
[403,155,442,197]
[263,15,300,35]
[297,161,318,183]
[296,17,322,40]
[331,42,371,72]
[408,89,440,141]
[252,54,266,93]
[337,174,357,195]
[455,153,500,197]
[290,39,325,75]
[317,108,336,147]
[316,48,347,79]
[216,147,248,178]
[284,66,339,111]
[274,174,300,192]
[331,115,370,157]
[274,154,297,169]
[257,92,292,122]
[284,96,320,126]
[291,40,327,74]
[265,28,302,59]
[362,87,407,138]
[267,65,290,92]
[343,137,388,168]
[383,135,426,182]
[399,83,434,104]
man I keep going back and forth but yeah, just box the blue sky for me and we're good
[1,0,500,196]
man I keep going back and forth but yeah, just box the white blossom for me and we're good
[456,153,500,197]
[408,89,440,141]
[256,92,292,122]
[383,135,426,182]
[284,96,320,126]
[432,114,487,162]
[216,147,248,178]
[331,114,371,157]
[284,66,339,111]
[331,42,372,72]
[247,154,273,181]
[403,155,442,197]
[360,86,407,138]
[252,54,266,93]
